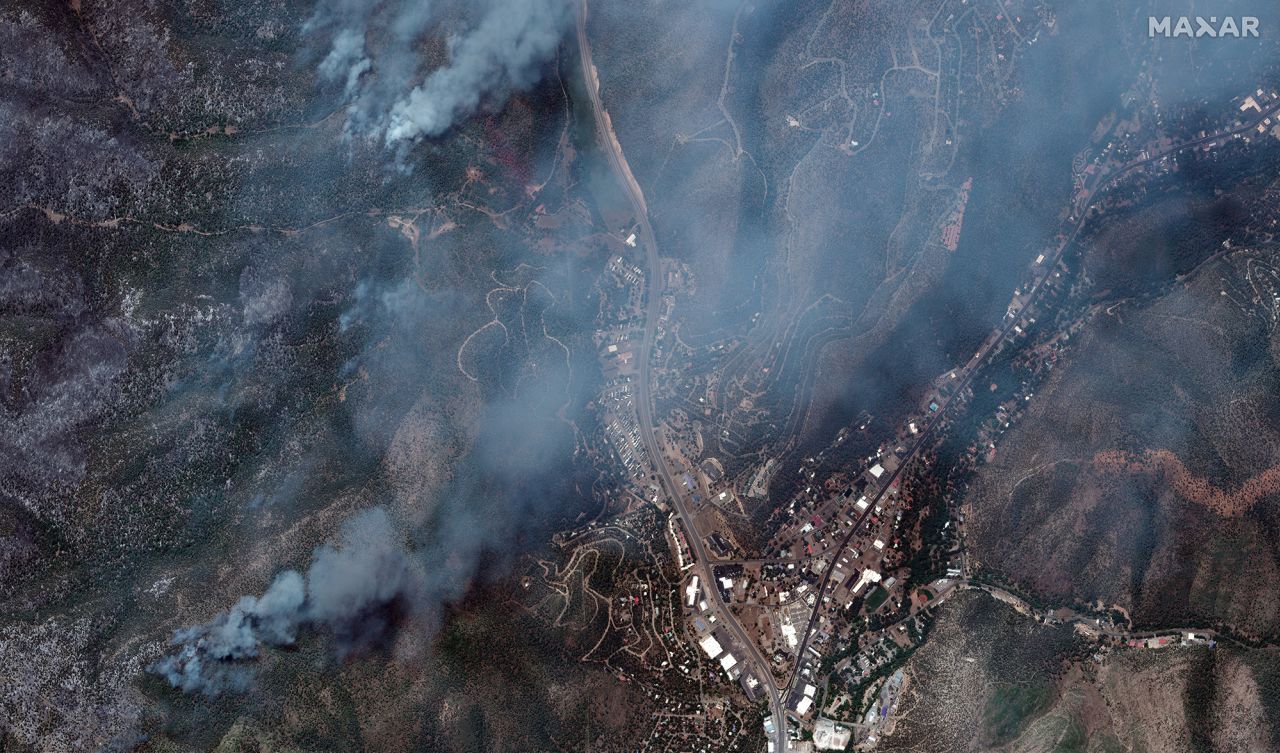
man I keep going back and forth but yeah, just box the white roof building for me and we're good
[851,568,881,594]
[781,620,798,648]
[684,575,700,607]
[795,682,818,717]
[699,634,723,658]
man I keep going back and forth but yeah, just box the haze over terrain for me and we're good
[2,0,1280,752]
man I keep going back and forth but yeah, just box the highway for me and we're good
[576,3,790,752]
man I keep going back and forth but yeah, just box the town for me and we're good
[549,70,1280,752]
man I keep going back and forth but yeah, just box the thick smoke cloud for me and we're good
[384,0,573,141]
[151,508,424,695]
[317,29,371,100]
[305,507,428,654]
[306,0,573,141]
[307,0,435,135]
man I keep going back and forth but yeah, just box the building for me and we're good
[851,568,881,594]
[684,575,700,607]
[699,634,723,658]
[794,683,818,716]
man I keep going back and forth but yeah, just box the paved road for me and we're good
[575,4,789,751]
[1106,99,1280,180]
[966,582,1225,641]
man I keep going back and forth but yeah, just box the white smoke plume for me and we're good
[384,0,573,141]
[306,0,573,142]
[318,28,372,99]
[151,508,425,695]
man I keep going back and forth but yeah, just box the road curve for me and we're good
[575,4,790,752]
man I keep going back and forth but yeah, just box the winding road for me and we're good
[575,3,790,752]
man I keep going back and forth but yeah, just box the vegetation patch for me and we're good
[981,681,1054,747]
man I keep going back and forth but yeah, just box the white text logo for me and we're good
[1149,16,1260,37]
